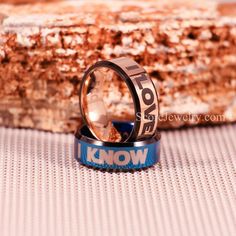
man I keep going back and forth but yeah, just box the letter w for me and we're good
[130,148,148,165]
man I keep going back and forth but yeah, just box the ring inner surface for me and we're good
[81,67,135,142]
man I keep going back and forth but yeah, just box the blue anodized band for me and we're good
[74,122,161,170]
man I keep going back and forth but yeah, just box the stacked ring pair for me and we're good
[74,57,161,170]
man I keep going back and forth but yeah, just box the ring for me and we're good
[79,57,159,142]
[74,122,161,170]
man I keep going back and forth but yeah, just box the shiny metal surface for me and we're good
[79,57,159,142]
[74,123,161,170]
[75,122,161,147]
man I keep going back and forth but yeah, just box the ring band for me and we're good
[79,57,159,142]
[74,122,161,170]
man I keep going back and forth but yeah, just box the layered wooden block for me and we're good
[0,1,235,132]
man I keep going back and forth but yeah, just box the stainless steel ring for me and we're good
[79,57,159,143]
[74,122,161,170]
[75,122,161,148]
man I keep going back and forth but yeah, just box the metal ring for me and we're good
[74,122,161,170]
[79,57,159,142]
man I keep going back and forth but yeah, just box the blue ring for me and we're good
[74,122,161,170]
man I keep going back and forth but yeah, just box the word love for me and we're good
[133,73,158,137]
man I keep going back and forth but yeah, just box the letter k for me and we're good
[87,147,104,164]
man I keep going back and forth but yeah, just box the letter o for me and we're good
[142,88,154,105]
[113,151,130,166]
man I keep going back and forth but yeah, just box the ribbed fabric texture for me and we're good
[0,125,235,236]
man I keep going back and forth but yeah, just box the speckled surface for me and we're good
[0,124,236,236]
[0,1,235,132]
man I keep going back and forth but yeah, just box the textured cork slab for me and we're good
[1,0,57,4]
[0,1,235,133]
